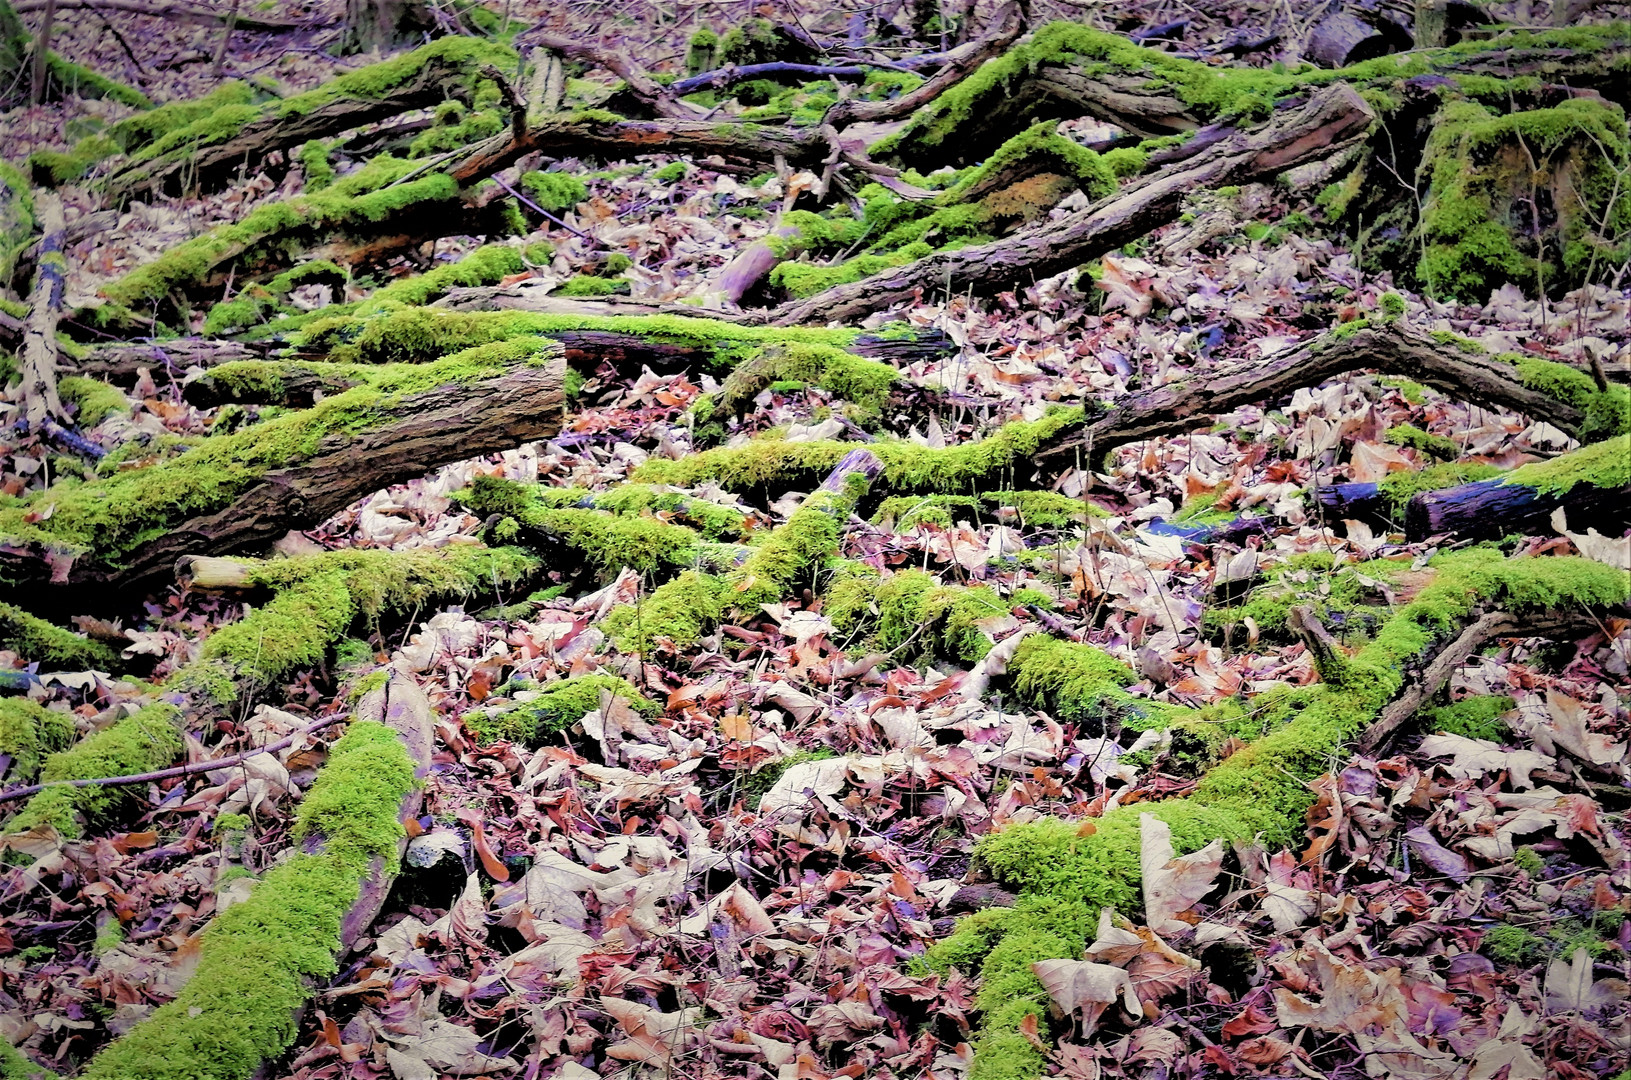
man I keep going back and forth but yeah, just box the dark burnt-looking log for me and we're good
[1035,321,1592,469]
[11,0,325,31]
[103,49,491,200]
[1316,482,1394,529]
[771,84,1374,326]
[1405,474,1630,542]
[0,355,569,595]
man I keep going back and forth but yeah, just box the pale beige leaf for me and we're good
[1033,958,1141,1036]
[1140,813,1224,934]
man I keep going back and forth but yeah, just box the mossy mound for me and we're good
[1417,99,1631,301]
[466,674,657,746]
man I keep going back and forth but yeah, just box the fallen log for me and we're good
[1037,319,1610,468]
[81,671,433,1080]
[443,110,829,183]
[1404,439,1630,542]
[0,344,568,593]
[11,0,327,31]
[769,83,1374,326]
[101,37,515,200]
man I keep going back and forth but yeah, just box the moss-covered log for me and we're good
[932,550,1630,1079]
[100,37,515,200]
[0,0,149,111]
[0,342,567,592]
[770,83,1375,325]
[880,20,1631,169]
[1405,437,1631,541]
[1035,316,1628,469]
[82,670,429,1080]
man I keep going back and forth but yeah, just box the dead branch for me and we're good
[12,0,327,32]
[528,31,698,121]
[769,83,1375,326]
[1035,321,1592,468]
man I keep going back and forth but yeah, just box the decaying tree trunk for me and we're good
[102,46,497,200]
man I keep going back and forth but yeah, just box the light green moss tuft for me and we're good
[466,674,656,746]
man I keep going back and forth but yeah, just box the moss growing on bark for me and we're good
[939,548,1629,1080]
[0,602,119,670]
[6,705,183,838]
[1507,435,1631,494]
[721,342,899,411]
[296,305,860,367]
[83,717,417,1080]
[0,348,557,577]
[198,546,537,686]
[634,409,1086,493]
[1416,99,1631,301]
[101,155,459,309]
[0,699,76,783]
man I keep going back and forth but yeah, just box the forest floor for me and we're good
[0,2,1628,1080]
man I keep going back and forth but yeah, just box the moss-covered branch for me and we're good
[82,672,429,1080]
[99,37,515,199]
[0,342,567,589]
[931,550,1629,1080]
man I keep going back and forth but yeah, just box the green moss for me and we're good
[0,699,76,783]
[634,409,1085,492]
[652,161,688,183]
[101,154,462,308]
[1384,422,1458,460]
[0,1041,55,1080]
[1377,460,1504,512]
[467,674,655,746]
[369,244,522,309]
[1512,358,1630,441]
[0,602,119,669]
[297,139,335,191]
[1511,845,1545,876]
[1508,435,1631,494]
[1417,99,1631,301]
[0,349,558,576]
[721,342,898,412]
[521,170,588,213]
[464,478,747,541]
[952,548,1629,1078]
[409,107,504,155]
[295,305,858,367]
[602,569,730,653]
[1425,694,1515,741]
[1485,923,1544,963]
[39,51,150,109]
[558,273,619,297]
[685,29,719,75]
[83,717,416,1080]
[6,705,182,837]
